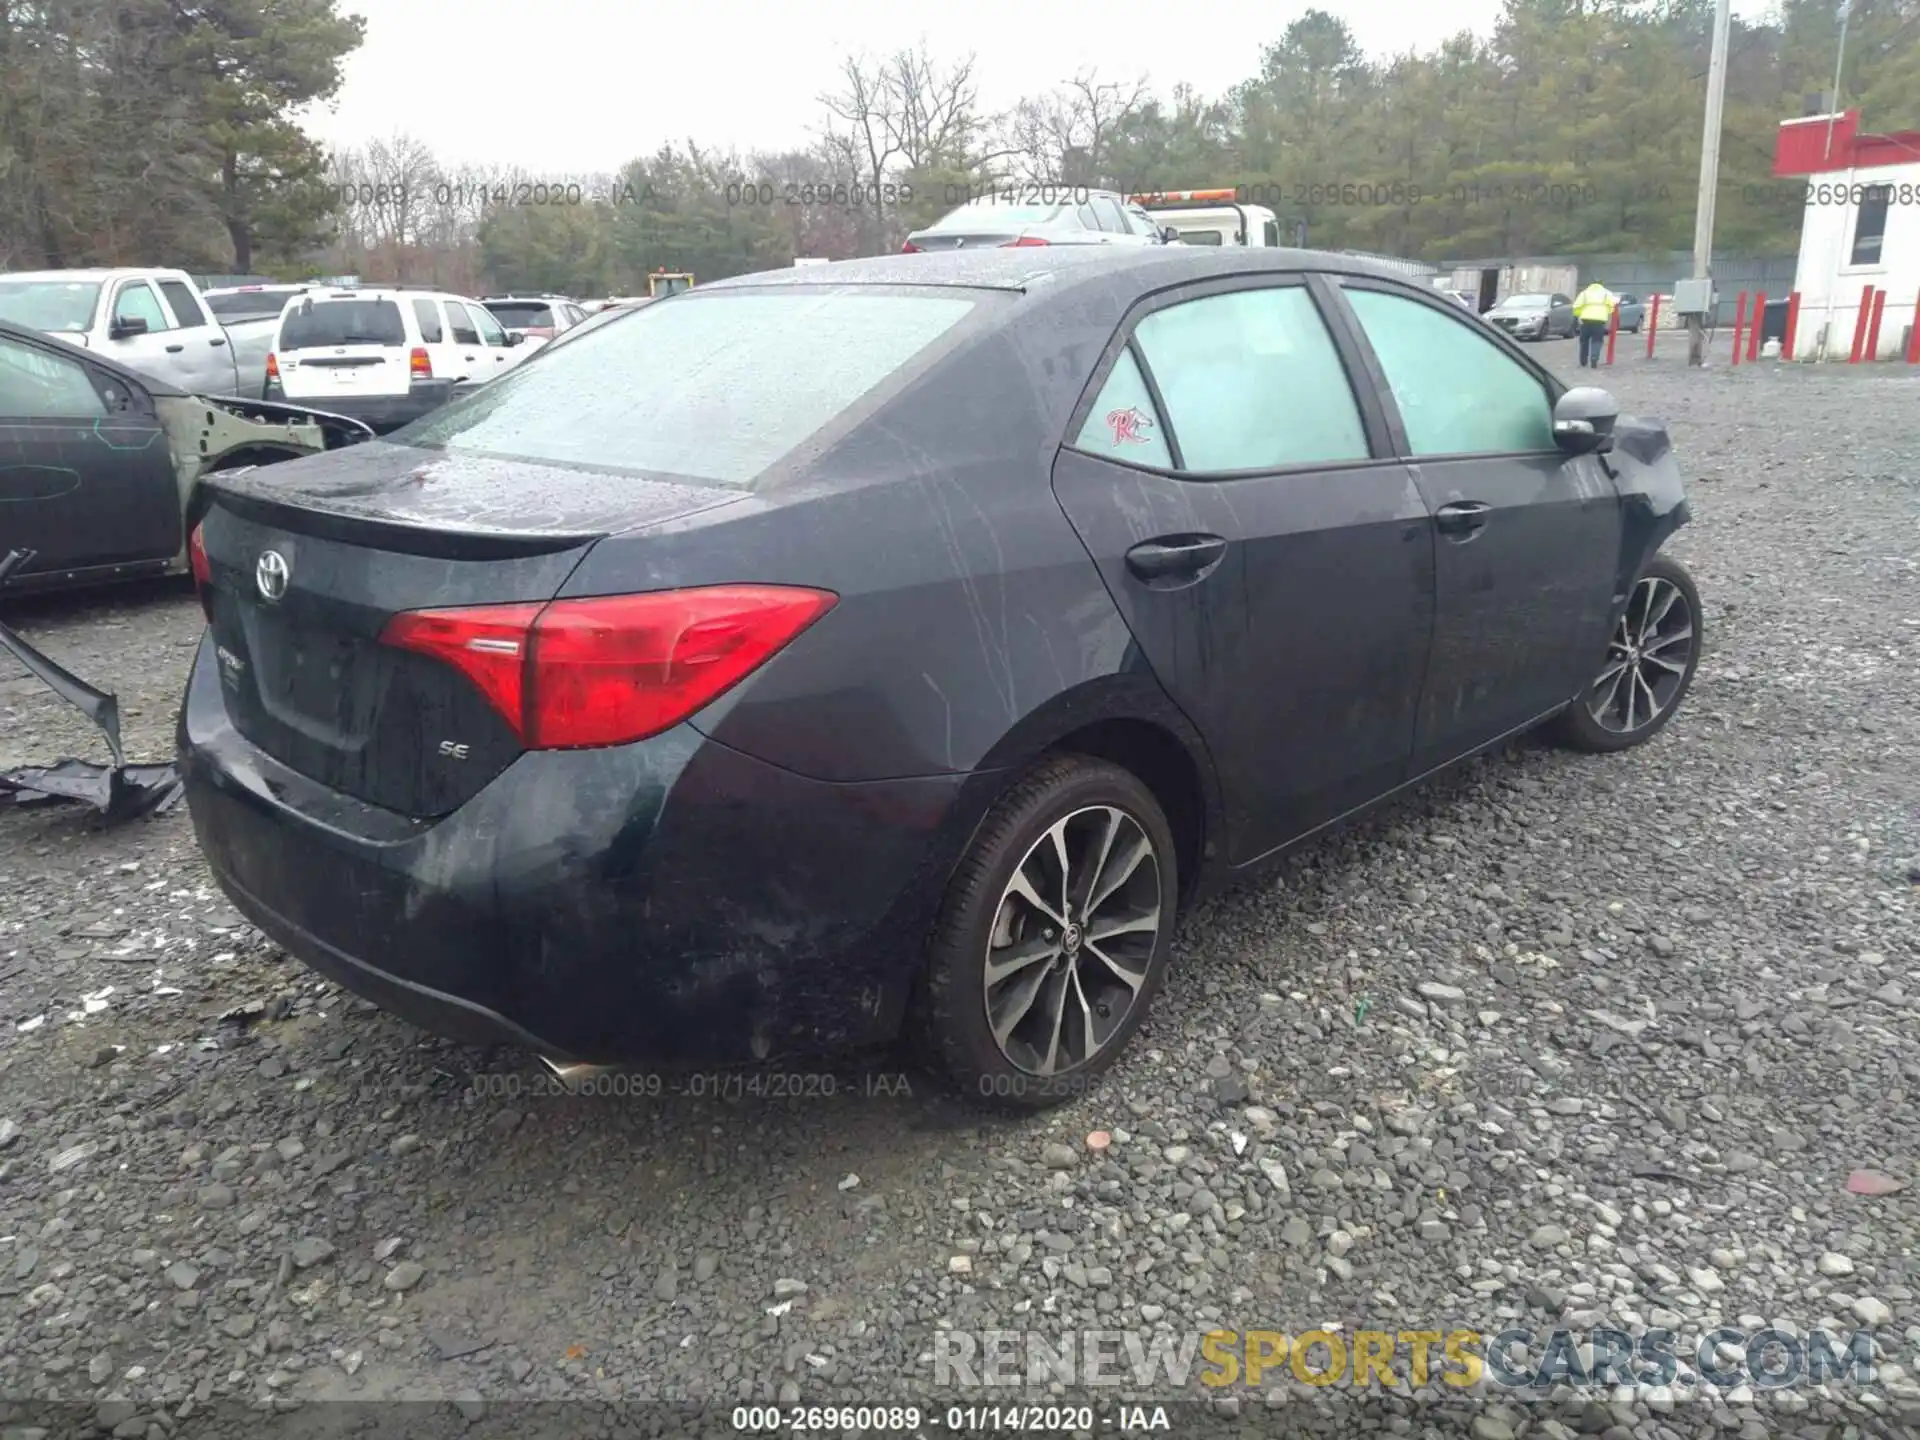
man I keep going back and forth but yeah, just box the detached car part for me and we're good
[0,316,373,596]
[0,547,184,821]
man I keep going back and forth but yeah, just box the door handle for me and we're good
[1435,501,1491,536]
[1125,535,1227,580]
[165,343,185,353]
[208,337,226,347]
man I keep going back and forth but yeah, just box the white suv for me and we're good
[263,287,535,433]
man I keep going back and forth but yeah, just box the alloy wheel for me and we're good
[981,805,1163,1075]
[1586,574,1696,734]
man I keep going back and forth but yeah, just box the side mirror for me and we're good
[506,331,524,346]
[1160,226,1181,243]
[109,316,149,340]
[1553,386,1619,455]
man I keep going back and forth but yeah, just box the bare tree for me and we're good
[1002,70,1150,187]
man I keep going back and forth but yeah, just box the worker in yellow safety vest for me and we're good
[1573,281,1617,369]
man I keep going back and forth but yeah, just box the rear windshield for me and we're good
[1176,230,1224,246]
[928,201,1064,231]
[0,280,102,333]
[207,288,303,322]
[485,302,555,328]
[278,298,407,350]
[396,289,983,487]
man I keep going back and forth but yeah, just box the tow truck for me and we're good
[1129,190,1285,249]
[648,270,694,297]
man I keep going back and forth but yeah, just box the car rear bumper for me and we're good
[263,378,454,434]
[176,634,984,1065]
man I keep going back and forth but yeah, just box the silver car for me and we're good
[904,190,1175,252]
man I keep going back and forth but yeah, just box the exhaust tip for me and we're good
[538,1056,616,1086]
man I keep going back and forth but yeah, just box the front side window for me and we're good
[113,282,171,333]
[0,334,108,417]
[1345,288,1555,456]
[472,305,509,346]
[396,289,983,487]
[1852,186,1889,266]
[1073,348,1173,468]
[1130,286,1370,472]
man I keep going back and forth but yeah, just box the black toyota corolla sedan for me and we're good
[178,246,1701,1110]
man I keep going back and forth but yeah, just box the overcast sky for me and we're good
[303,0,1782,175]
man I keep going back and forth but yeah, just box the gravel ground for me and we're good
[1,351,1916,1439]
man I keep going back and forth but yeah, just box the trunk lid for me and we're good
[198,442,747,817]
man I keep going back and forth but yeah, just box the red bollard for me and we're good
[1747,291,1767,361]
[1865,287,1887,360]
[1646,294,1662,358]
[1731,291,1747,366]
[1783,291,1801,360]
[1850,283,1874,362]
[1606,305,1619,365]
[1907,293,1920,364]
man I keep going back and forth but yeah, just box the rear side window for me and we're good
[158,281,210,328]
[278,299,406,350]
[1131,286,1369,471]
[1263,219,1281,247]
[411,299,443,342]
[398,290,981,487]
[1089,197,1129,233]
[1344,288,1555,456]
[444,301,481,345]
[1074,348,1173,467]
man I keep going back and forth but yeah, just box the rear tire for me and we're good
[913,756,1178,1113]
[1550,552,1702,754]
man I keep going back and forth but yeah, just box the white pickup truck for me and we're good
[0,267,277,399]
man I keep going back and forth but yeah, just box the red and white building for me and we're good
[1772,109,1920,360]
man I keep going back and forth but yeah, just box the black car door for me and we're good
[1328,279,1622,772]
[1050,273,1436,866]
[0,330,179,579]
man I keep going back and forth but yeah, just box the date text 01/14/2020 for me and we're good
[729,1404,1174,1431]
[468,1070,913,1101]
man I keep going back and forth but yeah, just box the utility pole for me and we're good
[1688,0,1734,367]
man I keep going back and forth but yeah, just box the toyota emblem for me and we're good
[255,550,290,602]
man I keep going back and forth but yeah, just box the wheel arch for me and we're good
[965,674,1225,908]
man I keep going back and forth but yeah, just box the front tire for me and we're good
[914,756,1178,1112]
[1551,552,1702,753]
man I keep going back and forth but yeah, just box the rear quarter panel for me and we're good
[557,291,1184,786]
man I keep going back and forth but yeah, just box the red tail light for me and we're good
[1003,235,1050,247]
[901,240,922,253]
[188,522,213,617]
[378,586,837,749]
[264,352,279,382]
[409,347,432,379]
